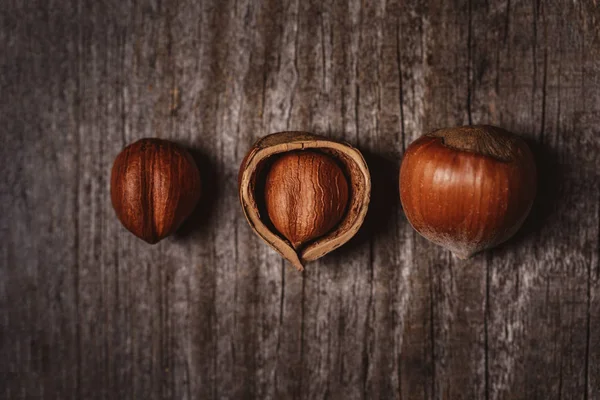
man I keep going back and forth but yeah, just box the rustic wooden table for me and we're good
[2,0,599,399]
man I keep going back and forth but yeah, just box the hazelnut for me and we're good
[265,151,349,250]
[239,132,371,271]
[399,125,537,259]
[110,138,201,244]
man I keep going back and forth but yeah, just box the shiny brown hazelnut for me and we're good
[110,138,201,244]
[399,125,537,259]
[265,151,349,250]
[239,132,371,271]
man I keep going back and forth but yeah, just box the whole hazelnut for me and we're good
[239,132,371,271]
[399,125,537,259]
[264,151,349,250]
[110,138,201,244]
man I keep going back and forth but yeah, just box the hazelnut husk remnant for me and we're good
[111,138,201,244]
[239,132,371,271]
[399,125,537,259]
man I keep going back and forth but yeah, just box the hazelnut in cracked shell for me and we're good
[111,138,201,244]
[264,151,349,250]
[239,132,371,271]
[399,125,536,259]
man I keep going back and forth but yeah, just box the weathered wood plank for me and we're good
[0,0,599,399]
[1,1,81,398]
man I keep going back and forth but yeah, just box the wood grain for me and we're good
[1,0,599,399]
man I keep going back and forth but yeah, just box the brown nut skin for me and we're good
[110,138,201,244]
[265,151,349,250]
[239,132,371,271]
[399,125,537,259]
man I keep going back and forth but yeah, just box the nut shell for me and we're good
[239,132,371,271]
[111,138,201,244]
[399,125,536,258]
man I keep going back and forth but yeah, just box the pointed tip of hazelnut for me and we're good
[141,235,162,245]
[452,251,473,260]
[292,259,305,272]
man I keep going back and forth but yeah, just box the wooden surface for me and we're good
[1,0,599,399]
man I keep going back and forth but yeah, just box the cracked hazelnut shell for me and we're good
[239,132,371,271]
